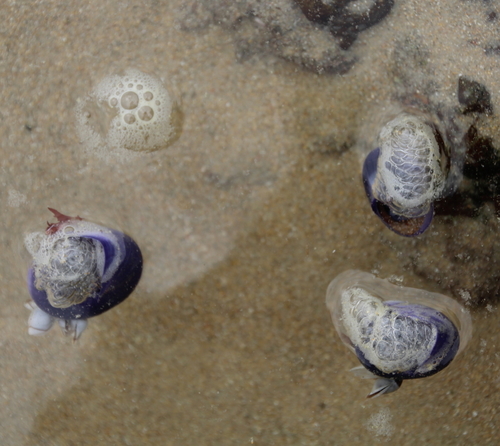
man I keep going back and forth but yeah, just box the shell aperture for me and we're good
[326,270,472,397]
[362,113,449,236]
[25,209,143,339]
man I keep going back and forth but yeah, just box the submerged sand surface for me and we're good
[1,0,500,444]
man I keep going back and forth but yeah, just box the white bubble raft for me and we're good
[76,68,179,153]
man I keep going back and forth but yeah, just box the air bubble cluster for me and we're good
[76,68,175,153]
[24,220,120,309]
[373,113,446,218]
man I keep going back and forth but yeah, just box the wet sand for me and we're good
[1,0,500,444]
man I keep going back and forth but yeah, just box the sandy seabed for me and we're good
[1,0,500,444]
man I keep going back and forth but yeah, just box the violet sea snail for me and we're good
[24,208,143,340]
[362,113,450,236]
[326,270,472,398]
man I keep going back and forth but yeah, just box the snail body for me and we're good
[25,208,143,339]
[363,113,449,236]
[326,270,472,398]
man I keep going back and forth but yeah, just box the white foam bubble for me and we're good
[366,407,395,437]
[75,68,177,156]
[7,189,27,207]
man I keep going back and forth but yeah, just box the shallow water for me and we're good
[2,0,500,444]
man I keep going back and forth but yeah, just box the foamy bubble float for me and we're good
[76,68,181,153]
[362,113,451,237]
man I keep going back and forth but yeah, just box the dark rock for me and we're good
[458,76,493,115]
[179,0,394,74]
[295,0,394,50]
[402,212,500,306]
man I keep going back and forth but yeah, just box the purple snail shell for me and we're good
[362,113,449,237]
[326,270,472,398]
[24,208,143,339]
